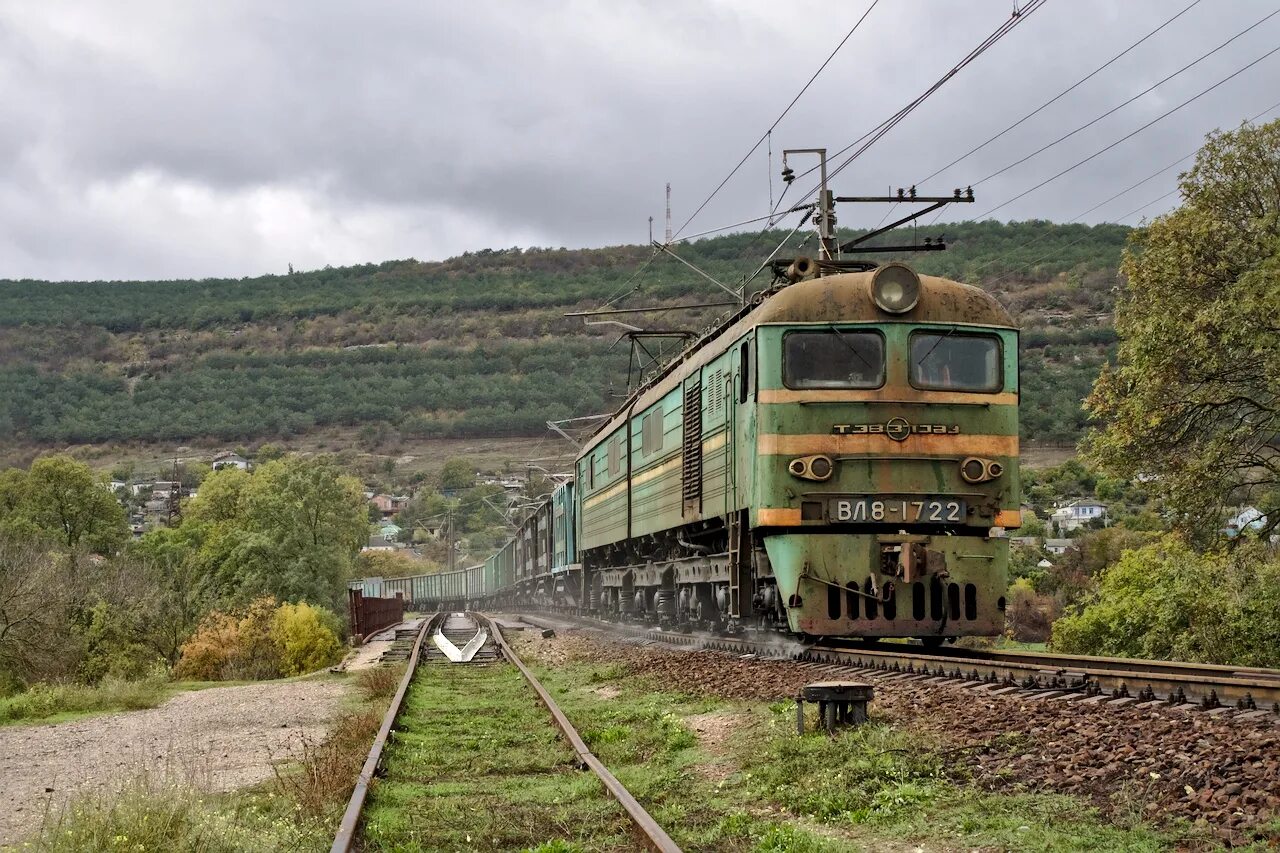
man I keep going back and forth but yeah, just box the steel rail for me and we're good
[512,611,1280,714]
[475,613,683,853]
[331,612,443,853]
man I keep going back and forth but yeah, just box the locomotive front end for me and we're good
[751,264,1019,640]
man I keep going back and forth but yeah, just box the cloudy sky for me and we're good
[1,0,1277,281]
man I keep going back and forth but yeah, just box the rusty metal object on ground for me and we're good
[796,681,874,733]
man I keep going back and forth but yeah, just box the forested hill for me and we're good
[0,220,1128,447]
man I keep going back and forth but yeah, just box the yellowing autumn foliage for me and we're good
[273,601,344,676]
[174,597,344,680]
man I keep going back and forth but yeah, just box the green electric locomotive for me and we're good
[575,260,1020,640]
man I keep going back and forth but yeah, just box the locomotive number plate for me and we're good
[830,497,965,523]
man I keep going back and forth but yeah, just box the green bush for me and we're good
[1052,534,1280,666]
[0,670,169,724]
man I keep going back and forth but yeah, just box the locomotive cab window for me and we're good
[909,330,1002,392]
[783,329,884,389]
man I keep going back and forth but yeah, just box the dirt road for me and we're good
[0,679,348,847]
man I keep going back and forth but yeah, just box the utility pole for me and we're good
[166,457,182,527]
[781,148,836,261]
[445,509,455,573]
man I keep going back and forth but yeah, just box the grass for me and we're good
[359,661,636,851]
[745,702,1183,851]
[513,639,1228,853]
[15,641,1246,852]
[20,665,405,851]
[0,674,173,726]
[0,669,345,728]
[24,778,328,852]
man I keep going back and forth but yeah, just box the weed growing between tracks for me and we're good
[358,660,637,850]
[516,633,1228,853]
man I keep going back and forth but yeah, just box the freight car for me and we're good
[353,260,1020,643]
[358,564,484,611]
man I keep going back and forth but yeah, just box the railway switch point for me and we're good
[796,681,874,734]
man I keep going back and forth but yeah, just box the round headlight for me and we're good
[872,263,921,314]
[961,457,987,483]
[809,456,833,479]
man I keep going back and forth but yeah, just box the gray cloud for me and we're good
[1,0,1277,280]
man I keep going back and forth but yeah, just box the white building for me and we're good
[1050,500,1108,533]
[1224,507,1268,537]
[1044,538,1074,555]
[212,451,249,471]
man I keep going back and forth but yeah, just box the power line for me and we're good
[982,189,1181,290]
[919,0,1204,185]
[596,246,664,310]
[671,0,880,242]
[776,0,1050,215]
[975,41,1280,220]
[972,6,1280,187]
[953,96,1280,282]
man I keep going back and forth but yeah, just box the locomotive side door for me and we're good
[728,334,755,618]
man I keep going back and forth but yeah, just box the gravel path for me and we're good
[0,679,348,847]
[523,628,1280,847]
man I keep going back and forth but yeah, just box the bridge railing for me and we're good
[348,587,405,643]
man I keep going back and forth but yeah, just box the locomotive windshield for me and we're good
[910,331,1001,392]
[784,329,884,389]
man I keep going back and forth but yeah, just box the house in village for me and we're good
[363,533,402,552]
[212,451,249,471]
[370,493,409,518]
[1223,506,1268,538]
[1044,538,1074,556]
[1049,500,1108,533]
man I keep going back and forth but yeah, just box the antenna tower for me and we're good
[664,183,672,244]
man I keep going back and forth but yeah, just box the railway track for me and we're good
[331,611,681,853]
[512,611,1280,719]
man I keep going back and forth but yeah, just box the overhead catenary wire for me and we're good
[951,97,1280,280]
[776,0,1050,212]
[957,98,1280,288]
[970,6,1280,188]
[918,0,1205,186]
[670,0,880,242]
[974,41,1280,221]
[981,188,1182,291]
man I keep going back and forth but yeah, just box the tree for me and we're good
[1086,119,1280,538]
[0,456,127,553]
[181,456,367,608]
[0,537,77,682]
[241,457,367,554]
[177,461,212,489]
[457,484,508,533]
[438,457,476,491]
[1053,534,1280,667]
[355,550,438,578]
[254,443,285,463]
[185,466,249,525]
